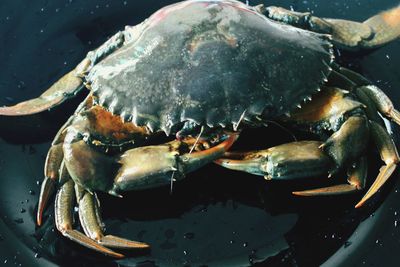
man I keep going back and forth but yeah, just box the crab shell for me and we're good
[87,0,334,134]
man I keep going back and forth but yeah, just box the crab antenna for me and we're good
[171,126,205,194]
[170,171,176,195]
[233,110,247,131]
[263,120,298,142]
[189,126,205,154]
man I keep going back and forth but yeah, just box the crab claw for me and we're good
[109,134,238,195]
[215,141,332,180]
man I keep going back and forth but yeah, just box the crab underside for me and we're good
[1,0,400,258]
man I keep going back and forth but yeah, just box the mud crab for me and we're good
[1,0,400,258]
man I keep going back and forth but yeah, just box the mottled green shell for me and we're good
[87,0,333,134]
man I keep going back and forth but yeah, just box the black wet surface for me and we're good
[0,0,400,266]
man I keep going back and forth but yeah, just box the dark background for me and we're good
[0,0,400,266]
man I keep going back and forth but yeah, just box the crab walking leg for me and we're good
[263,5,400,50]
[293,157,367,196]
[333,66,400,126]
[320,116,369,172]
[55,179,124,258]
[355,121,399,208]
[37,118,72,226]
[38,145,63,226]
[357,85,400,126]
[289,69,399,202]
[74,185,150,250]
[0,58,88,116]
[285,83,398,198]
[292,116,370,195]
[215,90,375,196]
[0,30,126,116]
[37,96,93,226]
[57,138,148,254]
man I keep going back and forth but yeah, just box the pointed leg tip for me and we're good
[214,158,227,165]
[292,191,310,196]
[354,201,364,209]
[37,177,57,227]
[355,190,375,208]
[100,249,125,259]
[293,184,359,197]
[129,240,150,249]
[131,243,151,250]
[112,252,125,259]
[36,215,42,226]
[391,109,400,126]
[100,235,151,250]
[64,229,125,258]
[355,195,369,208]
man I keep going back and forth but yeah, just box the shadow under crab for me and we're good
[1,0,400,259]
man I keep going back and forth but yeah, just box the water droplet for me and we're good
[34,253,41,259]
[183,250,187,255]
[243,242,248,247]
[14,218,23,224]
[386,54,390,59]
[229,240,235,244]
[165,229,175,239]
[395,220,398,227]
[20,208,26,214]
[36,180,40,186]
[248,254,256,265]
[28,146,36,154]
[4,96,14,102]
[29,190,35,195]
[183,232,195,239]
[344,241,352,248]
